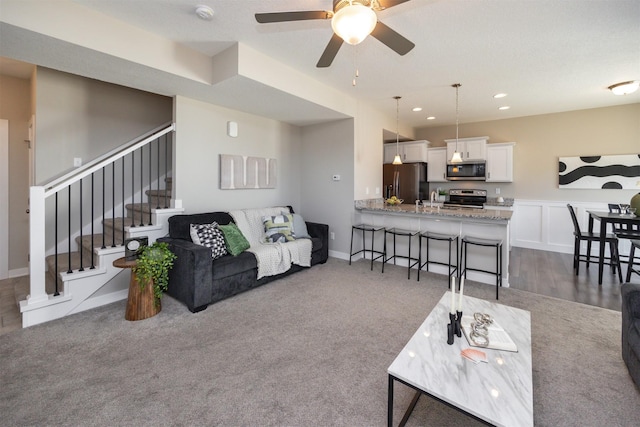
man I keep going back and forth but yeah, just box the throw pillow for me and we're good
[218,223,251,256]
[281,211,310,239]
[190,223,227,259]
[263,214,296,243]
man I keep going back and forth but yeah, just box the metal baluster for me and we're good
[139,146,144,226]
[156,137,160,209]
[91,173,95,269]
[101,167,106,249]
[148,141,152,225]
[67,186,72,274]
[78,179,84,271]
[122,156,126,245]
[112,162,116,248]
[54,192,60,296]
[131,151,136,228]
[165,134,169,208]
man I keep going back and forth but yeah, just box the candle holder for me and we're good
[455,310,463,337]
[447,312,457,345]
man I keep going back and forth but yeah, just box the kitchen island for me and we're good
[354,200,512,287]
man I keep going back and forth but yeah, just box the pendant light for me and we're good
[450,83,463,164]
[392,96,403,165]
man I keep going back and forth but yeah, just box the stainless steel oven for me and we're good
[446,162,486,181]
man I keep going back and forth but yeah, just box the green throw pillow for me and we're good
[218,223,250,256]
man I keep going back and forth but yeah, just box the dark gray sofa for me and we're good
[622,282,640,388]
[158,208,329,312]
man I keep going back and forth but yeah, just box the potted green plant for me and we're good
[132,241,177,307]
[438,189,447,202]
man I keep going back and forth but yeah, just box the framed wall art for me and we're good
[559,154,640,189]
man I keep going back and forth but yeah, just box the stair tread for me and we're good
[46,251,98,273]
[145,189,171,197]
[76,233,124,250]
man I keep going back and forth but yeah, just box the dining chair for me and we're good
[608,204,640,238]
[567,204,623,282]
[608,203,640,266]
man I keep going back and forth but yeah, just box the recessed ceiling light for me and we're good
[426,116,436,120]
[412,107,422,112]
[195,5,214,20]
[494,93,507,99]
[498,106,510,110]
[608,81,639,95]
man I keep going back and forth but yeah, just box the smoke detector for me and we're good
[195,5,214,20]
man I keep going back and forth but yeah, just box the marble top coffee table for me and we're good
[387,292,533,426]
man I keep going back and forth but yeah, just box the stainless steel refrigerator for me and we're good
[383,163,429,202]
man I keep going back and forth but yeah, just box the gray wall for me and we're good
[173,96,302,213]
[34,67,173,184]
[300,119,355,255]
[415,104,640,204]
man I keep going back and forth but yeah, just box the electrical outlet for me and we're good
[330,232,335,240]
[73,157,82,167]
[365,187,370,195]
[496,188,501,194]
[375,187,380,194]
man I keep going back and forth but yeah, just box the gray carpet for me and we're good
[1,258,638,426]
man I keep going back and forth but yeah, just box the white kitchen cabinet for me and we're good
[445,136,488,162]
[427,147,447,182]
[486,142,515,182]
[383,140,430,164]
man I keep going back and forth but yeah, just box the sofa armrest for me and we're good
[622,283,640,320]
[158,237,213,312]
[305,221,329,263]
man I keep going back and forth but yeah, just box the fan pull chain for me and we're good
[352,45,359,86]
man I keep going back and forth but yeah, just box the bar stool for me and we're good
[626,240,640,282]
[417,231,459,283]
[382,227,420,280]
[460,236,503,299]
[349,224,384,270]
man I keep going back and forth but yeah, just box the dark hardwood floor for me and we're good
[508,247,631,312]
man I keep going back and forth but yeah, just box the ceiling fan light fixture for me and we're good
[608,81,639,95]
[331,2,377,45]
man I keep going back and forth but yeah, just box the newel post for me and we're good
[27,185,48,304]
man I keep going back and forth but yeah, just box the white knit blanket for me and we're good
[229,207,312,279]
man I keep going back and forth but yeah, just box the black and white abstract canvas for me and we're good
[559,154,640,189]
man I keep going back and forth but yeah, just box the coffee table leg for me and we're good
[399,391,421,427]
[388,375,394,427]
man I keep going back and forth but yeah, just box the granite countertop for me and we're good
[484,197,515,207]
[355,199,513,221]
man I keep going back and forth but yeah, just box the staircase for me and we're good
[19,123,183,327]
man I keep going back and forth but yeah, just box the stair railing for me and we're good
[26,122,175,305]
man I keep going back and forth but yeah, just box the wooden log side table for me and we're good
[113,257,161,321]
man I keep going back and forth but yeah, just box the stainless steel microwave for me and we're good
[446,162,486,181]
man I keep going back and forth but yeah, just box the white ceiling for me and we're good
[5,0,640,129]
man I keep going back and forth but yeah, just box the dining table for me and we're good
[587,211,640,284]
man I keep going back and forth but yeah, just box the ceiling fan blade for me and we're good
[370,21,415,55]
[255,11,331,24]
[316,33,344,68]
[376,0,411,9]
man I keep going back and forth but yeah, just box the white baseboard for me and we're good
[9,267,28,278]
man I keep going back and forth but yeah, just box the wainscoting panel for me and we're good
[512,200,612,255]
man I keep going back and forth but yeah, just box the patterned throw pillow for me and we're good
[190,222,227,259]
[263,214,296,243]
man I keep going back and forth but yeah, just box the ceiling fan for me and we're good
[255,0,415,68]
